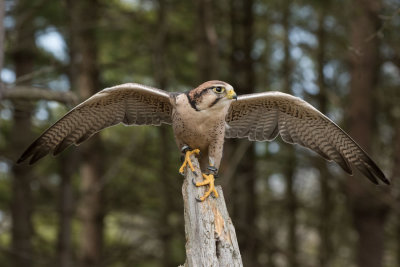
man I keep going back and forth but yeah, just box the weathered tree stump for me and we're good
[181,155,243,267]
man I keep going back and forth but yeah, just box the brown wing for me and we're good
[225,92,389,185]
[18,83,173,164]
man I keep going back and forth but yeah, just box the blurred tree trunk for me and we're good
[157,126,175,267]
[66,1,104,267]
[347,0,389,267]
[195,0,219,82]
[153,1,177,266]
[0,0,4,82]
[281,2,298,266]
[79,142,104,267]
[57,152,77,267]
[56,3,82,265]
[229,0,258,265]
[316,5,334,267]
[387,58,400,267]
[265,219,277,267]
[394,118,400,267]
[9,1,36,266]
[154,0,168,90]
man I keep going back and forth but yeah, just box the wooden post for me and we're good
[181,155,243,267]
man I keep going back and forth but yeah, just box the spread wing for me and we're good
[225,92,389,185]
[18,83,173,164]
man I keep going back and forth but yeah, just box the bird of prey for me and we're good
[18,80,390,201]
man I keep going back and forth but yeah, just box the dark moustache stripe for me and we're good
[186,92,199,111]
[186,87,211,111]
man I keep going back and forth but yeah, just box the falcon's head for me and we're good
[187,80,237,111]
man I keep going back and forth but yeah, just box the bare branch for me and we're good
[365,8,400,43]
[12,66,56,85]
[2,86,79,105]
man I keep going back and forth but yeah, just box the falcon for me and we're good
[17,81,390,201]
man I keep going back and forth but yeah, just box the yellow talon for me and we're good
[195,173,219,201]
[179,148,200,175]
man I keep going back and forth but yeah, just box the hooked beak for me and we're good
[226,89,238,100]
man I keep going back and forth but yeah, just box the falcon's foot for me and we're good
[194,166,219,202]
[179,146,200,176]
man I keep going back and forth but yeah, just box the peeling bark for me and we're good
[182,156,243,267]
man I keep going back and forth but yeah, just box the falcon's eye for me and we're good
[213,87,225,94]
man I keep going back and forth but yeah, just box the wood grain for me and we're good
[182,155,242,267]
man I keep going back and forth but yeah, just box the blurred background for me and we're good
[0,0,399,266]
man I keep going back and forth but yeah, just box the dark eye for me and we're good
[213,87,225,93]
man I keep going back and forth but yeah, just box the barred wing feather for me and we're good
[18,83,173,164]
[225,92,389,185]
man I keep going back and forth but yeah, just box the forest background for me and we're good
[0,0,400,266]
